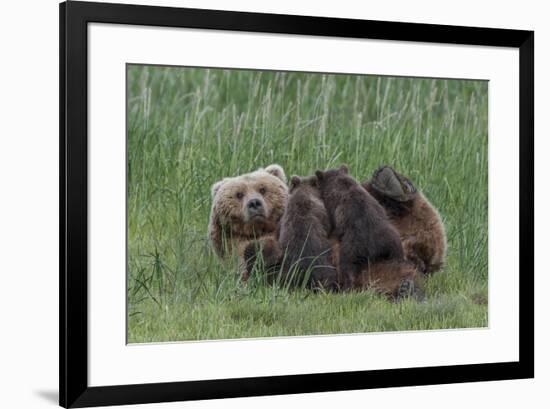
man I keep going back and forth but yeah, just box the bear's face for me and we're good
[210,165,288,246]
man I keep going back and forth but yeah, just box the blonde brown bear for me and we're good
[208,164,288,280]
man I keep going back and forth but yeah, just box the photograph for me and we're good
[126,64,488,343]
[53,1,535,406]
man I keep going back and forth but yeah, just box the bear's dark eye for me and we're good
[259,187,267,195]
[236,192,244,200]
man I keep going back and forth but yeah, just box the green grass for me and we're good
[127,65,488,343]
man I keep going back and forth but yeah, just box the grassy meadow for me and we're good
[127,65,488,343]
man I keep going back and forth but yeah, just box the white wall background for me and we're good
[0,0,545,408]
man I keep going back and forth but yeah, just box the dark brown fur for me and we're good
[277,175,338,290]
[330,240,419,299]
[363,166,447,274]
[315,165,404,290]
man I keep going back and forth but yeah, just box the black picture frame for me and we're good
[59,1,534,407]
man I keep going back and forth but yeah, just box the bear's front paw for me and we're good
[243,242,260,278]
[261,239,284,266]
[371,166,417,201]
[243,238,283,282]
[397,278,415,300]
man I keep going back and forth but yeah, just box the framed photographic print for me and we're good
[60,1,534,407]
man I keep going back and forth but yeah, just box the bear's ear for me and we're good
[315,170,324,181]
[264,164,286,183]
[290,176,301,189]
[211,180,225,198]
[339,164,349,174]
[310,176,320,188]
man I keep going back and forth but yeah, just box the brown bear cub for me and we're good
[363,166,447,275]
[315,165,404,290]
[277,175,338,290]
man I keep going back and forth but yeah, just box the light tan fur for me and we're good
[208,164,288,278]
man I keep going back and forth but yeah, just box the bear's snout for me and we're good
[245,197,266,220]
[247,198,263,210]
